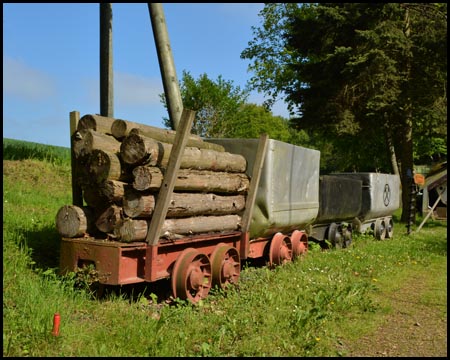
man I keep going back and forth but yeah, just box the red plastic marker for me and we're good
[52,313,60,336]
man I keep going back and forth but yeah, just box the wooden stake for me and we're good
[146,109,195,245]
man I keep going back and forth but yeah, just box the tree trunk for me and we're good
[123,190,246,218]
[399,114,415,223]
[114,214,242,242]
[399,8,415,224]
[77,114,115,135]
[72,129,121,158]
[120,133,247,172]
[55,205,95,238]
[132,166,250,193]
[384,115,399,176]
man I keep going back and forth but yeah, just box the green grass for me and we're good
[3,138,447,357]
[3,138,71,165]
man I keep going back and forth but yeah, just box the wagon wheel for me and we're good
[328,223,344,249]
[171,248,212,303]
[290,230,308,259]
[374,218,386,240]
[342,225,352,248]
[269,233,292,267]
[384,217,394,239]
[210,243,240,289]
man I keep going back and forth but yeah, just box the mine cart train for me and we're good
[58,112,401,303]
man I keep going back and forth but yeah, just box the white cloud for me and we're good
[3,55,57,101]
[115,71,164,107]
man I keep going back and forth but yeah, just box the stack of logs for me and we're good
[56,114,250,243]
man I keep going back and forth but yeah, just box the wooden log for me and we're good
[123,188,155,218]
[114,214,242,242]
[161,214,242,237]
[95,204,122,233]
[132,166,164,191]
[167,193,245,217]
[82,184,111,208]
[55,205,95,238]
[120,133,161,166]
[179,147,247,172]
[111,118,224,152]
[132,166,250,193]
[111,118,199,140]
[98,180,127,203]
[72,129,121,158]
[123,190,246,218]
[120,133,247,172]
[77,114,114,135]
[87,149,130,183]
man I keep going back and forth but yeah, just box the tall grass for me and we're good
[3,138,70,166]
[3,138,447,357]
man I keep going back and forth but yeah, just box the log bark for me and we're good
[114,214,242,242]
[111,118,224,152]
[87,149,129,183]
[132,166,250,193]
[123,190,246,218]
[55,205,95,238]
[161,214,242,237]
[72,129,120,158]
[120,133,247,172]
[95,204,122,233]
[77,114,114,135]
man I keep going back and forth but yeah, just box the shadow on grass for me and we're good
[15,225,176,304]
[18,225,62,270]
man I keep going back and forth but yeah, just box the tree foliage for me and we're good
[160,70,249,138]
[241,3,447,221]
[159,71,309,146]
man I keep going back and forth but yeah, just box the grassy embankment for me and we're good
[3,138,447,357]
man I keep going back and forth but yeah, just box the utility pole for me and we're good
[148,3,183,130]
[100,3,114,117]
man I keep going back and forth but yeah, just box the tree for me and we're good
[241,3,447,222]
[160,70,250,138]
[225,103,308,144]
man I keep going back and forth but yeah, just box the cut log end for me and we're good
[55,205,93,238]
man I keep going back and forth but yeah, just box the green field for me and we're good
[3,138,447,357]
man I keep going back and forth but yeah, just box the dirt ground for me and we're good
[343,270,447,357]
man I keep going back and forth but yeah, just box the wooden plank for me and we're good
[145,108,196,245]
[240,134,269,234]
[70,111,83,206]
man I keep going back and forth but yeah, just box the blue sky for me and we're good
[3,3,291,148]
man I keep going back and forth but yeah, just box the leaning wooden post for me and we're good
[241,134,269,234]
[70,111,83,206]
[145,108,196,245]
[415,193,442,233]
[148,3,183,130]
